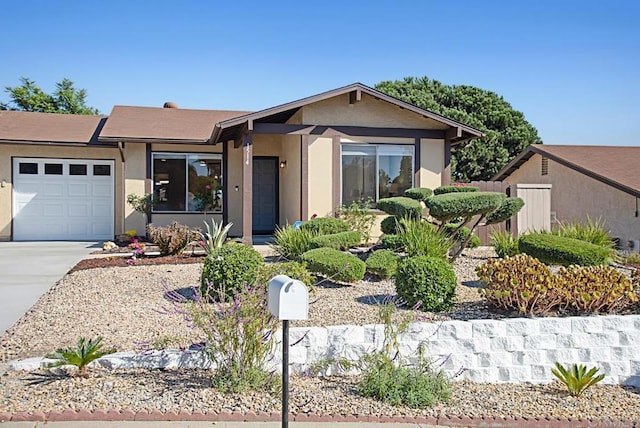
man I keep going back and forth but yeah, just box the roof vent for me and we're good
[163,102,178,109]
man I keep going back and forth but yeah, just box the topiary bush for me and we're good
[300,217,349,235]
[433,185,479,195]
[518,232,612,266]
[443,224,481,249]
[426,192,506,224]
[201,244,265,300]
[310,230,361,250]
[380,234,405,251]
[485,197,525,225]
[477,254,562,315]
[376,197,422,219]
[404,187,433,202]
[395,256,456,311]
[365,249,400,279]
[301,247,365,283]
[380,216,400,235]
[557,265,638,314]
[257,261,314,289]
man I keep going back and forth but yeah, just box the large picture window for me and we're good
[152,153,223,212]
[341,144,413,206]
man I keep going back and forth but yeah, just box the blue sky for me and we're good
[1,0,638,146]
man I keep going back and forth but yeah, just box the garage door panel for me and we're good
[13,158,114,241]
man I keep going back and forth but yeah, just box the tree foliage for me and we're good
[375,76,541,181]
[0,77,99,114]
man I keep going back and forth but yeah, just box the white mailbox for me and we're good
[267,275,309,320]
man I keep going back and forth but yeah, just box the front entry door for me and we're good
[252,157,279,234]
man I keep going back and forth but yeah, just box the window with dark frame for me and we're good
[19,163,38,174]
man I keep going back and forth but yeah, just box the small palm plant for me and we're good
[47,337,114,377]
[198,220,233,255]
[551,362,605,397]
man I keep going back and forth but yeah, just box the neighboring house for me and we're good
[0,83,483,242]
[493,144,640,246]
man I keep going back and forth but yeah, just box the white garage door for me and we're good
[12,158,115,241]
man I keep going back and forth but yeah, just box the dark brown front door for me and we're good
[252,157,279,234]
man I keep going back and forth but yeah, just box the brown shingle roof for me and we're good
[493,144,640,197]
[0,110,105,145]
[99,106,250,143]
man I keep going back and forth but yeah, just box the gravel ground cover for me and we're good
[1,246,639,421]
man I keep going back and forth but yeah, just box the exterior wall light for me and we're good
[279,160,287,169]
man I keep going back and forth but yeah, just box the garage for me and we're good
[12,158,114,241]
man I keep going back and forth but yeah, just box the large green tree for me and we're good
[375,76,541,182]
[0,77,99,115]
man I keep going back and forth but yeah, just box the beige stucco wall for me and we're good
[123,144,147,234]
[226,140,243,236]
[0,144,122,241]
[301,93,448,129]
[505,153,640,242]
[420,138,445,188]
[280,134,301,225]
[308,136,334,218]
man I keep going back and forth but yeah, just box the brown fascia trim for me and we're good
[214,83,484,139]
[0,139,119,147]
[98,137,210,144]
[495,145,640,199]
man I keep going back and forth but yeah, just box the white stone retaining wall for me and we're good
[11,315,640,387]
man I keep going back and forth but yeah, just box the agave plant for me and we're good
[198,219,233,255]
[551,362,605,397]
[47,337,114,377]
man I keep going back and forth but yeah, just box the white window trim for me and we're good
[340,143,414,204]
[151,152,223,214]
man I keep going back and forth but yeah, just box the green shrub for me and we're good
[358,352,450,408]
[485,197,525,225]
[338,199,375,245]
[518,233,612,266]
[395,256,456,311]
[557,265,638,313]
[257,261,314,289]
[147,221,197,256]
[477,254,562,315]
[310,231,362,250]
[491,230,519,258]
[444,224,481,249]
[376,197,422,219]
[433,185,478,195]
[300,217,349,235]
[272,224,315,261]
[365,250,400,279]
[399,218,450,259]
[201,244,264,300]
[380,216,400,235]
[426,192,506,223]
[552,363,605,397]
[404,187,433,202]
[301,247,365,283]
[380,234,405,251]
[553,217,615,250]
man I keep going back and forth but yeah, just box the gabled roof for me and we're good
[0,110,106,145]
[212,82,484,144]
[493,144,640,198]
[98,106,250,143]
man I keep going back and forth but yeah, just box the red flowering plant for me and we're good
[193,180,221,212]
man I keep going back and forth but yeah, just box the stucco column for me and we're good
[242,132,253,244]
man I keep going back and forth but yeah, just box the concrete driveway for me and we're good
[0,241,99,335]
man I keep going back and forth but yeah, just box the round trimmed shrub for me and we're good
[301,247,365,283]
[366,249,400,279]
[310,230,361,250]
[201,244,265,300]
[380,216,400,235]
[433,185,479,195]
[426,192,506,223]
[258,261,314,289]
[404,187,433,202]
[380,234,405,251]
[395,256,456,311]
[518,232,612,266]
[300,217,349,235]
[485,197,525,225]
[376,197,422,219]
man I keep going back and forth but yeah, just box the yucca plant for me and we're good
[198,219,233,255]
[47,337,114,377]
[551,362,605,397]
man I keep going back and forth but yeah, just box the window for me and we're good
[341,144,413,205]
[152,153,223,212]
[69,164,87,175]
[45,163,63,175]
[93,165,111,176]
[19,162,38,174]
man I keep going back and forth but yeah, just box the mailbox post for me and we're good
[267,275,309,428]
